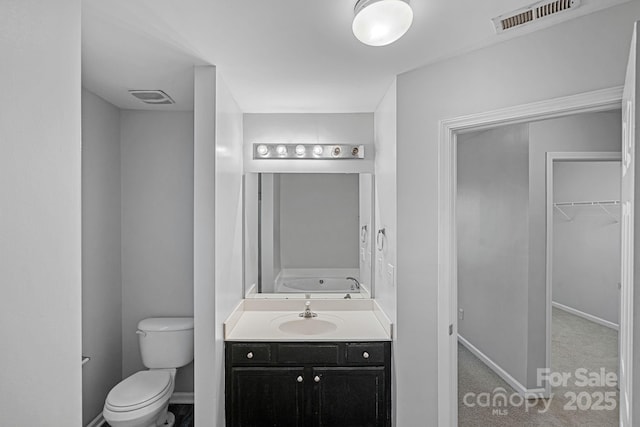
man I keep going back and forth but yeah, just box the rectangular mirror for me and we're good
[243,173,374,299]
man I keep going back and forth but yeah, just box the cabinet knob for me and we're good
[314,376,321,383]
[246,352,254,359]
[363,351,370,359]
[297,376,303,383]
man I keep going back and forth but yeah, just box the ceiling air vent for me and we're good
[492,0,581,33]
[128,90,175,105]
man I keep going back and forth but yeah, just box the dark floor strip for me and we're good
[101,403,194,427]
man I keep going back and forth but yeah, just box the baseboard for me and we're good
[552,301,619,331]
[458,335,547,399]
[86,413,104,427]
[170,391,195,404]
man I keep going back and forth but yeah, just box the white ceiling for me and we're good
[82,0,628,113]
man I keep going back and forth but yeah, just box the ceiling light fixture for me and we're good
[352,0,413,47]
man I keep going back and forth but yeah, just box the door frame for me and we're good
[437,86,624,427]
[545,151,622,399]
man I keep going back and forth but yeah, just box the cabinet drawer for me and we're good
[346,343,386,364]
[277,343,339,364]
[230,343,272,364]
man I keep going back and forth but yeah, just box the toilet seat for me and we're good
[105,371,172,413]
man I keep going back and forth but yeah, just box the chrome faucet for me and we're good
[346,277,360,290]
[299,300,317,318]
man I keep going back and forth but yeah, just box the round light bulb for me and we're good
[352,0,413,47]
[295,145,306,156]
[256,144,269,156]
[276,145,288,156]
[313,145,324,156]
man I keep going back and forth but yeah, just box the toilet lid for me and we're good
[105,371,171,412]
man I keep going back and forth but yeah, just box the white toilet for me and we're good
[103,317,194,427]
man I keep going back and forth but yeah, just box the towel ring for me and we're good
[376,228,386,251]
[360,225,368,244]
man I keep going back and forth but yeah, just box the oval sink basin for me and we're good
[271,313,343,336]
[278,319,338,336]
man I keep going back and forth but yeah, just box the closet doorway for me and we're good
[455,113,622,427]
[546,153,621,426]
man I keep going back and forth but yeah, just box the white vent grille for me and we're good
[129,90,175,105]
[492,0,581,33]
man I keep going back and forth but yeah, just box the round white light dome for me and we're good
[352,0,413,47]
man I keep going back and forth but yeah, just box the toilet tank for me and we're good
[137,317,194,369]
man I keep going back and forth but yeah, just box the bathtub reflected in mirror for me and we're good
[243,173,374,299]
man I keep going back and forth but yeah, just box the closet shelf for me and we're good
[553,200,620,222]
[553,200,620,207]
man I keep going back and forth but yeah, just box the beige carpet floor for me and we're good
[458,307,619,427]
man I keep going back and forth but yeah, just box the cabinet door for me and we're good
[311,367,388,427]
[228,367,305,427]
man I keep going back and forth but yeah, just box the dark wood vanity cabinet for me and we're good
[225,341,391,427]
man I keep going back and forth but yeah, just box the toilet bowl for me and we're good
[103,317,194,427]
[103,369,175,427]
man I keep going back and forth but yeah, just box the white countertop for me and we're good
[224,299,392,342]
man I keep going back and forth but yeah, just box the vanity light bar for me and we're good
[253,144,365,160]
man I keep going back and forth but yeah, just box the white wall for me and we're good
[243,113,374,173]
[81,89,123,424]
[278,173,359,269]
[553,161,621,324]
[120,110,195,392]
[213,73,244,426]
[0,1,82,425]
[194,67,244,427]
[193,66,243,427]
[396,3,639,424]
[194,66,217,427]
[374,80,397,325]
[373,80,398,424]
[457,124,530,386]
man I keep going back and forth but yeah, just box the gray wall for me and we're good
[457,124,530,386]
[120,110,194,392]
[396,3,638,423]
[81,89,123,424]
[553,161,621,324]
[278,173,359,269]
[0,1,82,424]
